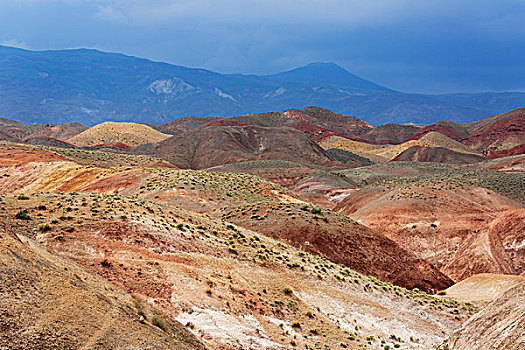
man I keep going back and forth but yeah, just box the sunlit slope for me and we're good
[68,122,171,147]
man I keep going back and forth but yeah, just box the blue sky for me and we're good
[1,0,524,93]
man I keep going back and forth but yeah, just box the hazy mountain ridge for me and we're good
[1,45,524,126]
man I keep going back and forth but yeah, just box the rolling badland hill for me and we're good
[0,103,524,348]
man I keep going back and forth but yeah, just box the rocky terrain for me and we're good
[463,107,525,152]
[2,106,523,171]
[0,117,87,141]
[360,123,420,145]
[320,132,481,163]
[0,190,474,350]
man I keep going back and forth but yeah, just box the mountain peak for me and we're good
[303,61,346,69]
[267,62,394,93]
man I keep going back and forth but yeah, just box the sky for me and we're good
[0,0,524,94]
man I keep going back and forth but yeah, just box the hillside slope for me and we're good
[320,131,480,162]
[0,191,476,349]
[152,125,336,169]
[0,145,298,213]
[335,172,525,281]
[68,122,171,148]
[405,121,469,143]
[0,227,207,350]
[439,281,525,350]
[392,146,485,164]
[175,107,374,144]
[0,137,487,349]
[282,107,374,137]
[408,107,525,155]
[463,107,525,152]
[0,117,87,141]
[156,116,219,135]
[361,123,420,144]
[217,202,453,292]
[442,273,525,306]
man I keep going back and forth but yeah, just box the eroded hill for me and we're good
[152,125,336,169]
[334,163,525,282]
[1,105,524,349]
[216,202,453,292]
[0,144,297,212]
[0,117,87,142]
[441,273,525,306]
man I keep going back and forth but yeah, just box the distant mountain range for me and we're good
[1,45,524,125]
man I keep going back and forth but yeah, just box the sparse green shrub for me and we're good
[100,258,111,267]
[311,206,323,215]
[15,210,30,220]
[17,194,29,200]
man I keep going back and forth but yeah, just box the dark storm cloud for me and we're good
[0,0,524,93]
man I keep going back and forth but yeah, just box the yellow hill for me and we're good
[417,131,475,153]
[320,131,479,162]
[68,122,170,147]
